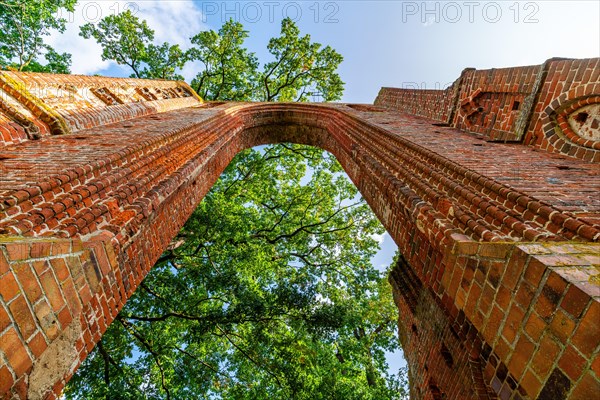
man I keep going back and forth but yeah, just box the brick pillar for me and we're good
[1,233,120,399]
[389,238,600,399]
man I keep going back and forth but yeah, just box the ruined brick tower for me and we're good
[0,58,598,399]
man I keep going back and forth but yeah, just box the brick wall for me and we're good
[523,58,600,162]
[453,65,540,141]
[0,64,598,399]
[0,233,120,399]
[0,71,201,147]
[374,85,457,123]
[374,58,600,162]
[390,240,600,400]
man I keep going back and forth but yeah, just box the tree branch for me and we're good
[117,316,171,400]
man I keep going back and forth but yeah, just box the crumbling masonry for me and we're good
[0,57,598,399]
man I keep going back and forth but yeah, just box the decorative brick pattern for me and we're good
[390,239,599,400]
[453,65,541,141]
[0,61,598,399]
[526,58,600,162]
[0,71,201,147]
[375,57,600,162]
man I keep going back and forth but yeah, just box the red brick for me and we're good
[569,372,600,400]
[494,284,512,310]
[56,307,73,329]
[0,271,20,302]
[503,254,528,291]
[558,346,587,381]
[545,271,568,295]
[495,337,512,364]
[12,375,27,400]
[0,327,32,376]
[5,244,29,261]
[483,305,505,344]
[502,303,526,345]
[27,331,48,358]
[508,335,535,380]
[12,263,42,304]
[8,295,37,340]
[514,281,535,309]
[571,300,600,358]
[524,312,546,342]
[560,284,590,318]
[523,258,545,286]
[0,302,10,332]
[0,251,9,275]
[520,368,543,398]
[31,260,48,275]
[535,272,568,321]
[50,258,70,282]
[51,241,71,256]
[591,353,600,379]
[29,242,51,258]
[531,334,562,378]
[38,270,66,312]
[549,309,576,343]
[0,364,14,393]
[61,279,82,316]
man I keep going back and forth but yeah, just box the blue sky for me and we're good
[50,1,599,103]
[48,0,598,377]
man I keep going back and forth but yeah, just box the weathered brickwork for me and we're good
[524,58,600,162]
[0,234,119,399]
[390,238,599,399]
[375,57,600,162]
[0,59,598,399]
[374,84,458,123]
[0,71,201,147]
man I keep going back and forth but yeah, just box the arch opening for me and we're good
[64,141,409,399]
[3,102,592,400]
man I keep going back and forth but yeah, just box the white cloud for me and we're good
[370,232,385,245]
[180,59,204,83]
[46,1,208,76]
[135,1,206,49]
[422,15,436,27]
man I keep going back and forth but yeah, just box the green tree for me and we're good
[79,10,154,79]
[69,17,406,400]
[141,42,187,81]
[79,10,187,81]
[80,14,344,101]
[260,18,344,102]
[188,19,258,101]
[189,18,344,102]
[0,0,75,72]
[21,47,72,74]
[65,145,406,400]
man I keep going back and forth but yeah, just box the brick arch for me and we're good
[1,72,599,399]
[1,102,479,399]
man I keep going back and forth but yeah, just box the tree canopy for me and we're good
[188,20,258,101]
[79,12,344,101]
[79,10,155,79]
[0,0,75,72]
[64,145,407,400]
[260,18,344,102]
[189,18,344,102]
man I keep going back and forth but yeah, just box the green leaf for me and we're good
[0,0,76,72]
